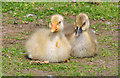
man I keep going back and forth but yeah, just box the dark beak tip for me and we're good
[75,26,82,37]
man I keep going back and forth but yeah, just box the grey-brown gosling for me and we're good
[63,23,74,40]
[69,13,98,57]
[25,14,71,63]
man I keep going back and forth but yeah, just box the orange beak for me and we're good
[51,24,57,32]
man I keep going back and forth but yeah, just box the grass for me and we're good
[2,2,119,76]
[2,2,118,24]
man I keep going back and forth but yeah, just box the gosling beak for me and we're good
[75,27,82,37]
[51,24,57,32]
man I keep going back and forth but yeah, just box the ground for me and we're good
[1,2,119,76]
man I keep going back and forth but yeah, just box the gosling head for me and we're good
[75,13,90,37]
[49,14,64,33]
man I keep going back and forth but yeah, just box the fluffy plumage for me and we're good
[25,14,71,62]
[70,13,98,57]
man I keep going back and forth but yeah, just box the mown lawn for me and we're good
[2,2,119,76]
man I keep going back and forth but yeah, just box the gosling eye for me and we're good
[58,21,61,24]
[83,22,86,26]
